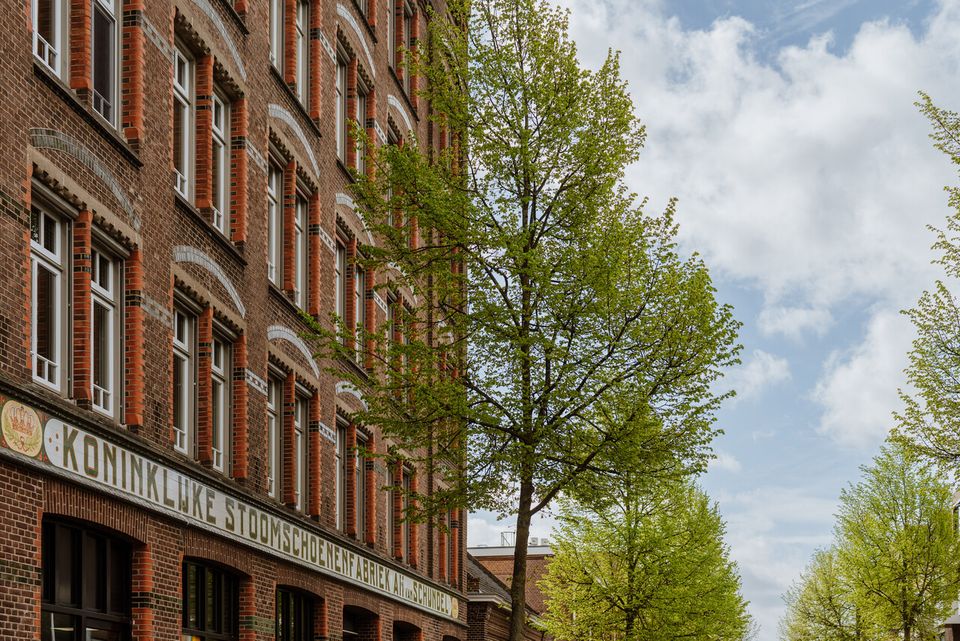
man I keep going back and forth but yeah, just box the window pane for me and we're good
[35,263,58,373]
[109,541,128,614]
[93,300,111,408]
[185,564,199,628]
[83,534,105,610]
[92,4,115,123]
[54,526,76,605]
[42,212,57,254]
[174,101,185,182]
[212,140,222,224]
[42,612,76,641]
[84,624,121,641]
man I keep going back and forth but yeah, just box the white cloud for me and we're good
[724,349,792,401]
[812,309,913,448]
[757,305,833,339]
[467,511,559,547]
[710,449,744,473]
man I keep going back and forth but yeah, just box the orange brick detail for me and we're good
[121,1,144,145]
[346,422,358,538]
[282,160,297,294]
[309,3,322,122]
[308,192,321,317]
[364,265,376,371]
[196,306,214,464]
[131,545,153,641]
[345,238,357,352]
[70,0,91,91]
[283,371,297,507]
[124,248,145,429]
[392,464,403,560]
[72,210,92,404]
[284,0,297,86]
[365,435,376,546]
[232,334,248,479]
[346,58,358,170]
[194,55,214,211]
[409,470,419,568]
[308,394,322,517]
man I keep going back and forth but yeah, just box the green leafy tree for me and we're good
[895,94,960,471]
[540,480,750,641]
[317,1,740,638]
[780,547,864,641]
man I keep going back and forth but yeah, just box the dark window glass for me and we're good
[276,588,313,641]
[92,2,115,123]
[41,520,132,641]
[182,561,239,641]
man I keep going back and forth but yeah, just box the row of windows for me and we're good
[41,519,452,641]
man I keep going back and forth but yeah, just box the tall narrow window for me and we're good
[211,337,230,473]
[276,588,313,641]
[211,93,229,233]
[173,308,195,454]
[270,0,283,67]
[335,240,346,322]
[267,377,280,498]
[387,0,396,69]
[355,432,368,538]
[294,395,308,510]
[354,264,365,364]
[386,465,395,555]
[402,466,413,562]
[356,88,367,174]
[31,206,64,391]
[173,47,192,198]
[267,163,281,284]
[294,194,308,309]
[402,1,413,94]
[33,0,62,74]
[182,562,238,641]
[92,0,118,125]
[336,422,346,530]
[42,519,131,640]
[91,249,118,416]
[295,1,308,102]
[336,58,347,161]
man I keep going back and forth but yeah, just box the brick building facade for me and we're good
[468,545,553,615]
[0,0,466,639]
[466,555,549,641]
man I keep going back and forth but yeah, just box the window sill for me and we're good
[336,158,357,184]
[388,66,419,122]
[269,66,323,140]
[33,61,143,169]
[268,282,313,324]
[174,194,247,266]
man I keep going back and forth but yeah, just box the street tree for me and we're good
[317,1,741,638]
[540,480,751,641]
[895,94,960,473]
[780,547,863,641]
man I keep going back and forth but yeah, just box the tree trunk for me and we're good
[508,477,535,641]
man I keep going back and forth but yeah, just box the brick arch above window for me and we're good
[336,3,376,79]
[267,325,320,378]
[268,104,320,176]
[177,0,247,81]
[335,193,374,245]
[172,245,246,317]
[336,380,368,409]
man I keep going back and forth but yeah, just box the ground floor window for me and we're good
[275,588,313,641]
[41,518,131,641]
[182,561,238,641]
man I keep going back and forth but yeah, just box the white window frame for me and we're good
[173,46,193,199]
[211,93,229,233]
[295,0,308,102]
[33,0,63,75]
[173,308,195,455]
[336,422,346,530]
[336,58,347,161]
[294,394,308,510]
[91,0,118,126]
[30,207,65,391]
[267,163,281,285]
[91,249,118,416]
[354,264,365,364]
[211,337,229,473]
[294,193,308,309]
[270,0,283,68]
[267,376,280,498]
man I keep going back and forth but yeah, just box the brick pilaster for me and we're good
[365,87,377,180]
[230,97,248,244]
[409,469,419,568]
[409,215,419,250]
[124,247,145,429]
[232,334,248,479]
[346,422,357,537]
[438,516,447,582]
[196,306,214,464]
[239,577,256,641]
[309,2,323,123]
[121,1,145,145]
[394,0,404,82]
[234,0,247,14]
[72,209,92,405]
[367,0,377,30]
[282,159,297,294]
[346,58,358,170]
[410,7,419,111]
[364,265,376,371]
[284,0,297,86]
[316,598,328,640]
[194,54,214,211]
[70,0,91,91]
[283,371,297,506]
[131,545,154,641]
[364,435,376,546]
[308,394,322,518]
[308,192,321,317]
[451,508,461,587]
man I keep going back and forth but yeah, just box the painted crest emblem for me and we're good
[1,400,43,458]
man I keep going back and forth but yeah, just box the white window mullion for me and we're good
[267,166,281,284]
[91,250,117,416]
[173,48,192,198]
[92,0,118,125]
[267,378,279,497]
[211,94,228,233]
[33,0,62,75]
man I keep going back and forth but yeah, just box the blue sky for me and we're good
[466,1,960,638]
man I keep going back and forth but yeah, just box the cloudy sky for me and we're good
[466,0,960,638]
